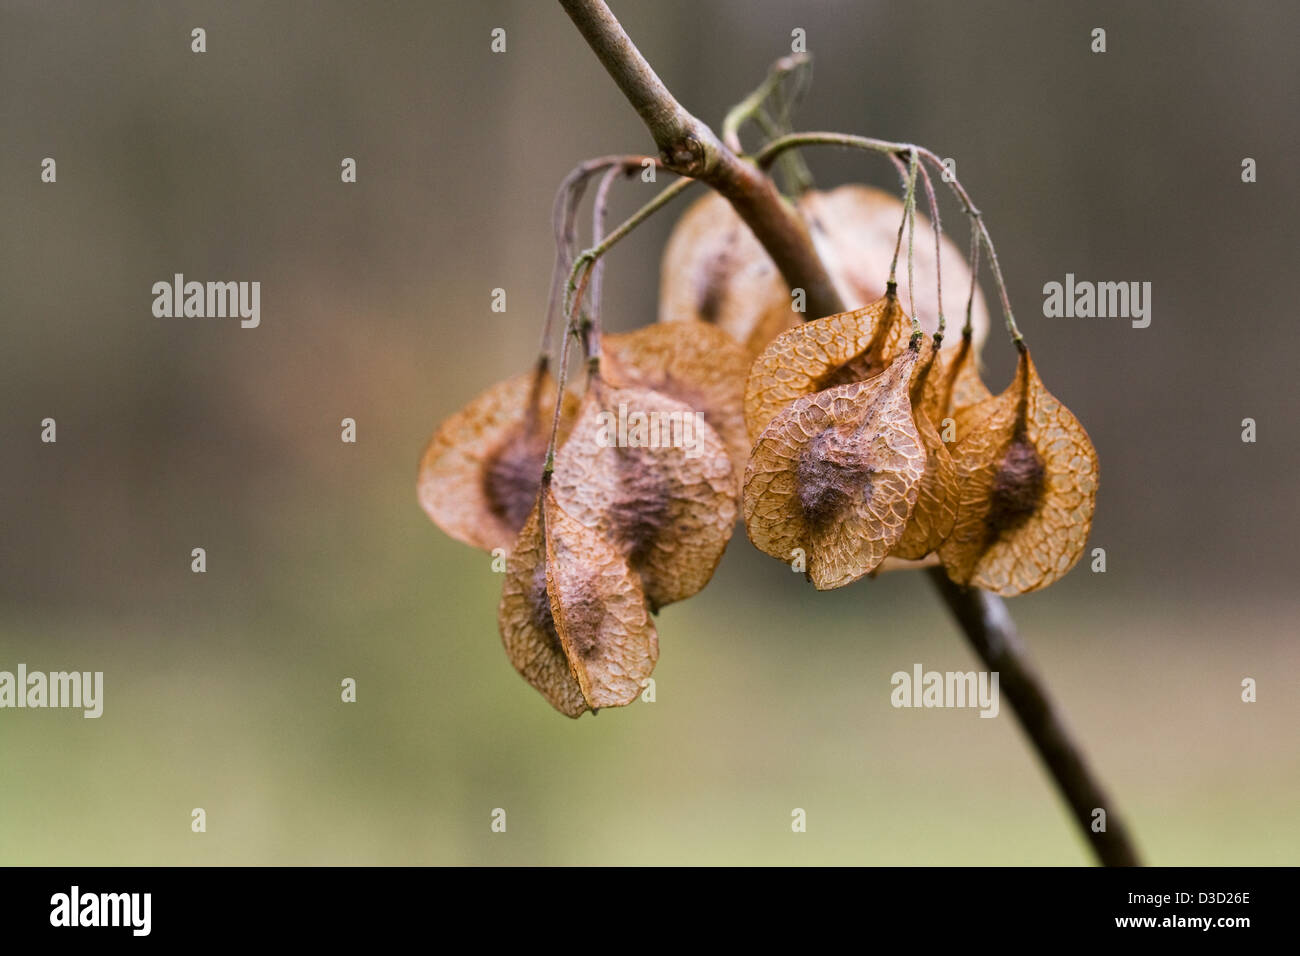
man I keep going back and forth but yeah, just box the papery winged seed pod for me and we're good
[417,362,578,554]
[499,488,658,718]
[889,336,960,560]
[744,345,926,589]
[744,288,911,441]
[600,320,751,482]
[939,348,1099,596]
[659,185,989,357]
[549,375,738,612]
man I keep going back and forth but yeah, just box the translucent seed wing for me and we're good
[601,321,751,482]
[497,502,588,718]
[743,350,925,589]
[542,493,659,712]
[891,406,960,560]
[549,380,738,611]
[418,367,577,553]
[657,191,798,354]
[939,351,1099,595]
[744,293,909,441]
[797,184,991,353]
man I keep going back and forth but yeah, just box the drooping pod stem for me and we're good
[916,159,945,338]
[755,132,1025,346]
[965,215,982,339]
[540,155,663,359]
[561,174,695,327]
[584,163,628,364]
[546,173,697,474]
[887,149,923,337]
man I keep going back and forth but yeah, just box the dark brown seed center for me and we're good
[987,435,1046,534]
[483,433,543,532]
[796,428,870,529]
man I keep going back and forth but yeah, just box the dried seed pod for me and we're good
[417,363,578,553]
[659,184,990,357]
[550,377,738,611]
[600,320,751,480]
[799,185,988,348]
[498,490,658,718]
[657,191,797,355]
[743,347,925,589]
[744,289,911,442]
[923,331,994,430]
[938,348,1099,596]
[890,339,960,560]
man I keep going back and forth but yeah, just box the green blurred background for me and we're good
[2,0,1297,865]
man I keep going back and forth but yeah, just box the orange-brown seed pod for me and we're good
[890,337,960,560]
[417,363,578,554]
[549,377,738,611]
[938,348,1099,596]
[743,346,925,589]
[600,320,751,481]
[744,288,911,442]
[659,185,990,358]
[498,489,658,718]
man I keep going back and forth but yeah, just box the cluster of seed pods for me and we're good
[418,179,1098,717]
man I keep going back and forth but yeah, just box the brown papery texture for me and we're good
[549,377,738,611]
[658,185,991,358]
[601,320,751,481]
[891,339,960,560]
[798,184,990,350]
[744,348,925,589]
[657,191,799,355]
[497,491,658,718]
[497,500,588,717]
[418,366,578,554]
[923,332,994,429]
[939,349,1099,595]
[744,291,910,441]
[542,493,659,713]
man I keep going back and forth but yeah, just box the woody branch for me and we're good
[556,0,1140,867]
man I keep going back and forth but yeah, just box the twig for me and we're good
[557,0,842,321]
[927,570,1141,866]
[557,0,1140,866]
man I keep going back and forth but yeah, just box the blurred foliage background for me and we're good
[1,0,1297,864]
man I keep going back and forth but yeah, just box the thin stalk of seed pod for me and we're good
[916,158,945,338]
[752,108,815,196]
[585,163,626,363]
[546,173,696,473]
[907,168,920,335]
[766,60,817,194]
[721,54,808,151]
[562,174,695,330]
[539,155,662,358]
[888,148,918,283]
[542,290,579,476]
[965,214,982,339]
[889,149,923,336]
[755,132,1024,345]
